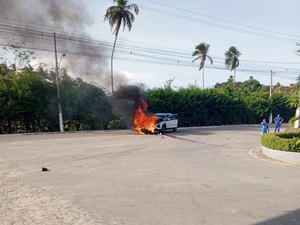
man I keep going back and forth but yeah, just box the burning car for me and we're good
[154,113,178,133]
[133,99,178,134]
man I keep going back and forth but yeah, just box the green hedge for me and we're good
[261,129,300,152]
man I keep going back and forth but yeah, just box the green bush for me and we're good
[276,129,300,139]
[261,129,300,152]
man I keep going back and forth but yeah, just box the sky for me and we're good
[1,0,300,89]
[89,0,300,89]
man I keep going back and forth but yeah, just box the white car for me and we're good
[155,113,178,133]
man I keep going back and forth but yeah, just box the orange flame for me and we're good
[133,99,158,134]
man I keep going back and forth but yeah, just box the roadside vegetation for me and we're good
[260,76,300,153]
[0,64,124,133]
[0,0,298,135]
[147,77,295,127]
[0,62,296,134]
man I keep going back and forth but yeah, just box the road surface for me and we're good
[1,125,300,225]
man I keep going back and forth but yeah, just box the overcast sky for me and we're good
[1,0,299,89]
[87,0,300,88]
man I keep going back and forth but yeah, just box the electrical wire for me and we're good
[138,5,298,43]
[0,22,299,82]
[142,0,300,39]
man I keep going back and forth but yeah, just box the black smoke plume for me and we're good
[113,85,145,127]
[0,0,128,89]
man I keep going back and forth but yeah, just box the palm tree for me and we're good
[225,46,241,86]
[192,42,213,89]
[104,0,139,93]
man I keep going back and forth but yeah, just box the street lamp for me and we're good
[55,53,66,132]
[59,53,66,68]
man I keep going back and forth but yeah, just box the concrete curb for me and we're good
[248,147,300,167]
[261,146,300,166]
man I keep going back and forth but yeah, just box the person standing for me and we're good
[274,114,284,132]
[261,119,269,135]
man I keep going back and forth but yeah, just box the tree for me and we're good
[2,39,36,69]
[192,42,213,89]
[295,42,300,56]
[104,0,139,93]
[0,65,12,133]
[240,77,262,93]
[215,75,234,88]
[292,44,300,127]
[9,67,51,132]
[271,92,294,120]
[288,76,300,128]
[225,46,241,86]
[60,76,113,131]
[164,77,175,89]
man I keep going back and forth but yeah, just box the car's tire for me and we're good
[172,128,177,132]
[161,124,166,133]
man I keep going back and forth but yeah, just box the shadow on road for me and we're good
[253,208,300,225]
[175,129,213,136]
[174,124,260,137]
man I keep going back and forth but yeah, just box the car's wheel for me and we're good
[161,124,166,133]
[172,128,177,132]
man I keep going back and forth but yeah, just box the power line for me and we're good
[0,39,298,78]
[138,4,298,43]
[1,22,299,66]
[0,23,299,81]
[142,0,300,39]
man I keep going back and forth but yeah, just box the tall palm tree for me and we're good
[225,46,241,86]
[104,0,139,93]
[192,42,213,89]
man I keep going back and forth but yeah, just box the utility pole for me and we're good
[54,32,64,132]
[269,70,273,124]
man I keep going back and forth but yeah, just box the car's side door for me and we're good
[165,114,173,128]
[168,115,177,128]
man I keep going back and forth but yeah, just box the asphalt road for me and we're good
[1,125,300,225]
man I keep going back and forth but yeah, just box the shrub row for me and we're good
[147,86,295,127]
[261,129,300,152]
[276,129,300,138]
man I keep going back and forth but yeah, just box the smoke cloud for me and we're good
[0,0,93,28]
[0,0,128,89]
[113,85,145,127]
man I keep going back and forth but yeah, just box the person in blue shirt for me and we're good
[261,119,269,135]
[274,114,283,132]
